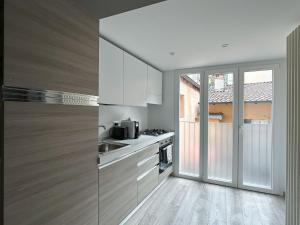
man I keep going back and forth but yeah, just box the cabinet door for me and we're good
[99,154,138,225]
[137,166,159,203]
[147,66,162,104]
[99,38,124,104]
[4,0,98,95]
[124,52,148,106]
[4,102,99,225]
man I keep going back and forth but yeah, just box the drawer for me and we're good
[137,143,159,161]
[99,153,138,225]
[138,154,159,177]
[137,166,159,203]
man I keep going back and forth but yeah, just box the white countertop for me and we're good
[99,132,175,166]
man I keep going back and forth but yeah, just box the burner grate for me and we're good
[143,129,168,136]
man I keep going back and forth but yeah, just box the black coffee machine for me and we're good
[111,120,139,140]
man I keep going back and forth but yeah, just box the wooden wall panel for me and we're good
[4,0,98,95]
[3,102,98,225]
[99,154,138,225]
[286,25,300,225]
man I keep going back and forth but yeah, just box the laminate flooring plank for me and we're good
[124,177,285,225]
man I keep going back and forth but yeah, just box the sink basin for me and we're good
[98,142,129,154]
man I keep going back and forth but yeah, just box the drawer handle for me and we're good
[137,165,158,181]
[137,154,158,167]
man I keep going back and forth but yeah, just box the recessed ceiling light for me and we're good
[169,52,175,56]
[222,44,229,48]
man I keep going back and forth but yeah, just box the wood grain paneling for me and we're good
[138,154,159,177]
[125,177,285,225]
[99,154,138,225]
[137,166,159,203]
[286,25,300,225]
[136,143,159,161]
[3,102,98,225]
[4,0,98,95]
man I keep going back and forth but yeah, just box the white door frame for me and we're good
[203,68,239,188]
[174,69,204,181]
[173,60,284,195]
[238,64,280,194]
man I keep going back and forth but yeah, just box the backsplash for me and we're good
[99,105,148,140]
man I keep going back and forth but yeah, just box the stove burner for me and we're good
[143,129,168,136]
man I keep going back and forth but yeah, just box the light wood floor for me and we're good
[125,177,285,225]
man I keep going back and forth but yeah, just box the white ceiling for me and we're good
[100,0,300,71]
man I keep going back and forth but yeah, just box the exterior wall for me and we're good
[209,102,272,123]
[179,77,199,122]
[179,75,272,124]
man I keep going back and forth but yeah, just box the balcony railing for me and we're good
[179,121,272,187]
[179,121,200,177]
[243,123,272,188]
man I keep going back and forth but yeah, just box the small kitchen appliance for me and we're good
[111,126,129,140]
[121,119,139,139]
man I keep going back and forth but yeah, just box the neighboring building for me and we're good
[180,75,200,122]
[180,75,272,123]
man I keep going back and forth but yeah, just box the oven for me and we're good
[159,137,173,173]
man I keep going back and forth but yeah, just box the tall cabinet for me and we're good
[286,25,300,225]
[2,1,99,225]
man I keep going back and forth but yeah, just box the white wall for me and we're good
[148,71,175,130]
[99,105,148,140]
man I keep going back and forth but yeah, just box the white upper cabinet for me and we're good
[99,38,124,105]
[147,66,162,104]
[124,52,148,107]
[99,38,162,106]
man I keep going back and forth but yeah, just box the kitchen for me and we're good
[97,35,174,225]
[1,1,300,225]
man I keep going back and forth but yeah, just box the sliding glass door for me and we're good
[179,73,201,178]
[177,65,278,194]
[203,69,238,187]
[238,67,275,193]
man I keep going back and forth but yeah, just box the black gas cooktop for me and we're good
[142,129,169,136]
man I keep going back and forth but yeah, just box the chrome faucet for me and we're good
[99,125,106,130]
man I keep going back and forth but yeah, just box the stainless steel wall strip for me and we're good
[2,86,99,106]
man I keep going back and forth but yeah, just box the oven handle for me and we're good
[160,143,173,151]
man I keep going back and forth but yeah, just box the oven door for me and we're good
[160,143,173,164]
[165,144,173,164]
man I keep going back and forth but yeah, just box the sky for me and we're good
[244,70,272,84]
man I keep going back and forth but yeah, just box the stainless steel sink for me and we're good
[98,142,129,154]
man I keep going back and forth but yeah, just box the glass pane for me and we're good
[242,70,273,189]
[207,73,233,182]
[179,74,200,177]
